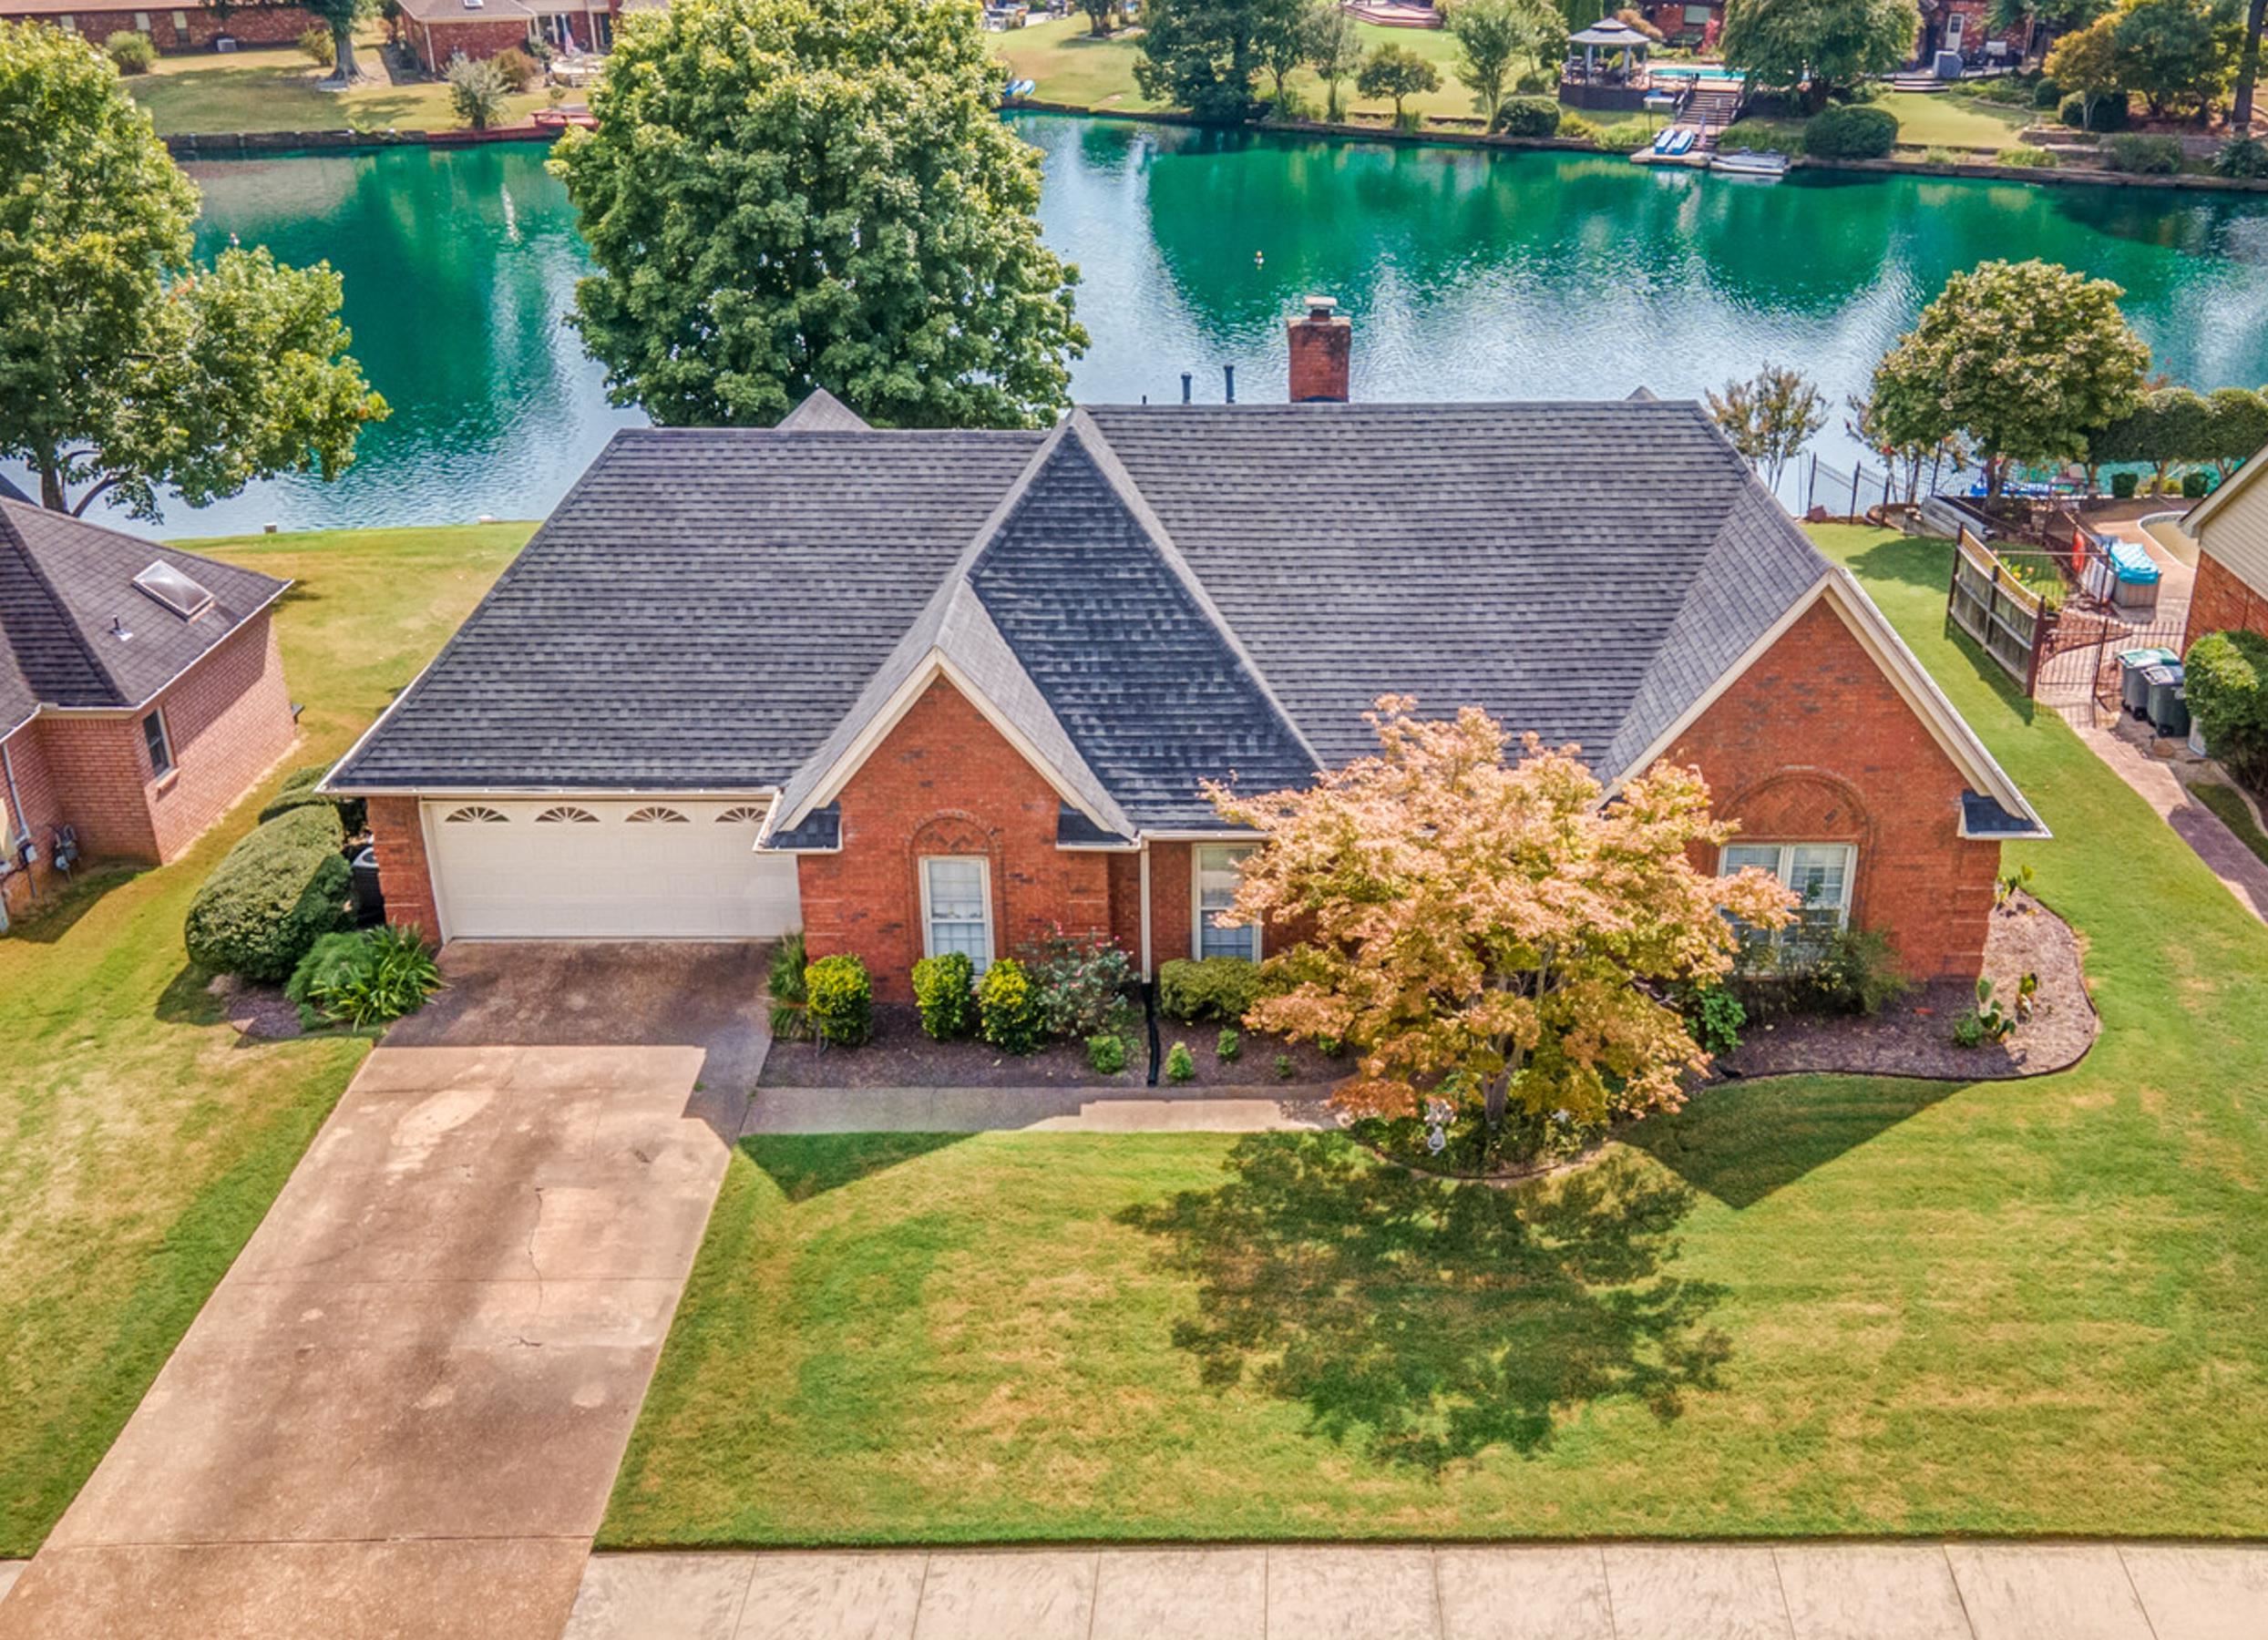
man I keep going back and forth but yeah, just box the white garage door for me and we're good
[422,798,802,939]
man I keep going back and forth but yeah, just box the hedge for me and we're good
[2186,629,2268,788]
[1157,957,1263,1024]
[805,953,873,1047]
[1494,95,1561,138]
[184,804,353,982]
[1803,104,1896,160]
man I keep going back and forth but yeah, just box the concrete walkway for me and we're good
[744,1084,1339,1134]
[562,1543,2268,1640]
[0,1045,734,1640]
[2079,723,2268,926]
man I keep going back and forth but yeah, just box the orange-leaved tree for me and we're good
[1205,697,1794,1132]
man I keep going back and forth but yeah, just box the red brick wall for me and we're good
[368,794,440,940]
[30,717,160,863]
[2185,549,2268,654]
[406,16,534,71]
[46,5,319,51]
[1668,599,1999,980]
[0,723,66,919]
[795,677,1117,1000]
[144,613,297,863]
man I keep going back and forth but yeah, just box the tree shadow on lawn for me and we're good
[1627,1073,1962,1211]
[740,1132,971,1202]
[1842,538,2037,726]
[1119,1133,1729,1472]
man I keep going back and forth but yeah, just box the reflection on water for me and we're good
[50,122,2268,539]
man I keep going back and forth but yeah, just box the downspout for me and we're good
[1137,841,1152,979]
[0,736,26,935]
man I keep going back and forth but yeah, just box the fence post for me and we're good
[1848,466,1861,520]
[1807,453,1817,514]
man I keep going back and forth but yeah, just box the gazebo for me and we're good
[1559,16,1656,108]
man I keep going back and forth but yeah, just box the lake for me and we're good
[107,117,2268,536]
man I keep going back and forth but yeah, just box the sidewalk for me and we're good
[742,1084,1338,1135]
[561,1542,2268,1640]
[2078,723,2268,926]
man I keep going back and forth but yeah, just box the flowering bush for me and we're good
[1021,929,1133,1039]
[977,958,1046,1054]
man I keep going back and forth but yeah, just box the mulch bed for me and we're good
[1723,891,2097,1082]
[760,1003,1351,1090]
[208,974,304,1041]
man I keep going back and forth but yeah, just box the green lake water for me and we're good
[118,117,2268,535]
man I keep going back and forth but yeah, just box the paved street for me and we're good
[562,1543,2268,1640]
[0,1043,733,1640]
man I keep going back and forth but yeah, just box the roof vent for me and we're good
[109,616,132,642]
[133,559,214,620]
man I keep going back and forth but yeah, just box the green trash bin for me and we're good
[2119,647,2179,719]
[2143,663,2190,740]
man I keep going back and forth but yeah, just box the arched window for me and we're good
[444,805,508,824]
[535,805,600,825]
[626,805,690,824]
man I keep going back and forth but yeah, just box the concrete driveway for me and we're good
[0,944,765,1640]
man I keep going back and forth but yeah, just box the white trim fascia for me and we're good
[416,797,452,944]
[1133,827,1266,842]
[1056,840,1143,852]
[389,784,782,801]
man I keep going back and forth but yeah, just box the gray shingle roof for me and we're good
[340,402,1979,832]
[0,499,288,739]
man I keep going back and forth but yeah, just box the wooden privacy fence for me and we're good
[1946,526,2056,694]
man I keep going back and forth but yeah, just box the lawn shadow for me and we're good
[740,1132,971,1202]
[1842,537,2037,725]
[2,865,145,945]
[1118,1133,1729,1472]
[1627,1073,1962,1210]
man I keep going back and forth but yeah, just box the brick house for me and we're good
[328,303,2045,995]
[394,0,534,72]
[0,0,320,50]
[2181,446,2268,651]
[0,487,297,929]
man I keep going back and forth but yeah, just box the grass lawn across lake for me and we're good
[123,31,549,138]
[604,526,2268,1545]
[0,522,527,1557]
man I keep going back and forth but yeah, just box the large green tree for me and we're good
[2046,14,2128,124]
[2233,0,2265,127]
[1443,0,1564,127]
[0,22,384,518]
[1871,259,2150,496]
[1719,0,1921,112]
[1136,0,1306,119]
[1986,0,2111,57]
[1304,0,1360,119]
[2111,0,2242,116]
[301,0,375,82]
[552,0,1086,428]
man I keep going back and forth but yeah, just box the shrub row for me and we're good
[2187,629,2268,791]
[1156,956,1263,1024]
[184,804,352,982]
[1802,104,1895,161]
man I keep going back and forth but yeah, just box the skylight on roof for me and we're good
[132,560,214,620]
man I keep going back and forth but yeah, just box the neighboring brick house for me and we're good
[0,0,319,50]
[0,491,297,929]
[327,302,2045,994]
[394,0,533,72]
[2181,446,2268,651]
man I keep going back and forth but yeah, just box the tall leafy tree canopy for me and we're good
[1136,0,1307,119]
[1207,699,1793,1132]
[0,22,385,518]
[1443,0,1565,126]
[553,0,1086,429]
[2109,0,2242,115]
[1719,0,1921,111]
[1872,259,2150,494]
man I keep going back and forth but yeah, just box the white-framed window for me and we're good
[141,708,174,778]
[171,9,189,27]
[920,856,993,969]
[1721,842,1855,958]
[133,10,150,29]
[1193,844,1259,962]
[1945,11,1965,46]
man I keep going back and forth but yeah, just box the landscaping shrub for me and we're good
[2182,467,2212,497]
[2058,93,2126,131]
[286,924,441,1028]
[804,953,872,1047]
[1999,145,2058,169]
[1677,984,1746,1058]
[105,31,156,74]
[1021,930,1133,1039]
[2032,76,2063,108]
[1922,146,1961,166]
[1273,1052,1296,1081]
[977,958,1046,1054]
[2186,629,2268,787]
[2105,133,2181,174]
[1803,104,1896,160]
[256,764,366,835]
[297,26,335,67]
[1156,956,1263,1024]
[2111,469,2140,498]
[1165,1040,1196,1083]
[446,52,509,131]
[910,951,977,1040]
[1085,1032,1127,1075]
[2215,135,2268,179]
[1494,95,1560,138]
[183,804,352,982]
[1732,925,1909,1020]
[1557,112,1599,141]
[767,932,810,1040]
[1216,1027,1241,1063]
[489,45,538,92]
[1592,120,1653,153]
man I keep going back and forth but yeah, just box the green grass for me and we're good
[123,30,549,138]
[1734,91,2034,158]
[0,522,528,1556]
[605,526,2268,1545]
[2192,782,2268,867]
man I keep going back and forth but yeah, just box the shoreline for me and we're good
[164,103,2268,195]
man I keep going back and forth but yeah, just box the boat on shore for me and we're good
[1710,148,1790,179]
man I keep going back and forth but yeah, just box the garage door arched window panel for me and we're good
[625,805,691,824]
[920,856,993,970]
[716,805,768,825]
[1720,842,1856,963]
[1194,844,1260,962]
[535,805,600,825]
[444,805,509,824]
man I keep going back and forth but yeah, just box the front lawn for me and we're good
[604,527,2268,1544]
[0,522,527,1557]
[124,32,549,138]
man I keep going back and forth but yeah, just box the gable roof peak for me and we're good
[775,387,872,434]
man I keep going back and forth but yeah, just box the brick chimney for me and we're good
[1287,296,1350,404]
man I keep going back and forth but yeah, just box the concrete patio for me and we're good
[561,1542,2268,1640]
